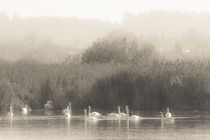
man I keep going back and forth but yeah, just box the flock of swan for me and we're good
[7,104,173,121]
[62,104,173,121]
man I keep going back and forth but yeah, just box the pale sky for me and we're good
[0,0,210,22]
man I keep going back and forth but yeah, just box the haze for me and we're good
[1,0,210,22]
[0,0,210,63]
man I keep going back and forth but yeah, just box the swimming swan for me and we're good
[107,106,121,118]
[125,105,142,120]
[85,108,99,120]
[107,106,126,118]
[118,106,127,117]
[22,104,28,114]
[65,106,71,118]
[88,106,101,117]
[160,111,174,123]
[165,107,172,118]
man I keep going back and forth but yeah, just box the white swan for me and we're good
[125,105,129,119]
[8,105,13,118]
[125,105,142,120]
[117,106,127,118]
[65,113,71,118]
[88,106,101,117]
[107,106,126,118]
[65,106,71,118]
[85,107,99,120]
[166,107,172,118]
[22,104,27,114]
[160,111,174,123]
[107,106,121,118]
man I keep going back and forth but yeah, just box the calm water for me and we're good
[0,111,210,140]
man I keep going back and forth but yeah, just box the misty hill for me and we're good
[0,11,210,63]
[0,13,117,46]
[122,11,210,37]
[0,12,117,63]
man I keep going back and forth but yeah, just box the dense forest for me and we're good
[1,31,210,112]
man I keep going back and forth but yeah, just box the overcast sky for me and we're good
[0,0,210,22]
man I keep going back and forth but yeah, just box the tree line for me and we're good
[0,34,210,112]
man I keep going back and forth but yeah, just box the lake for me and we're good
[0,110,210,140]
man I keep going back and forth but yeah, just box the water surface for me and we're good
[0,111,210,140]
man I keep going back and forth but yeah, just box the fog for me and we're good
[0,11,210,63]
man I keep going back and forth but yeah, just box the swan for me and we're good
[88,106,101,117]
[166,107,172,118]
[62,102,72,114]
[8,105,13,118]
[22,104,27,114]
[160,111,174,123]
[118,106,127,118]
[65,106,71,118]
[85,108,99,120]
[107,106,121,118]
[125,105,129,119]
[107,106,126,118]
[65,113,71,118]
[125,105,142,120]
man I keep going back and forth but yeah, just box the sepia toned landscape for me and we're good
[1,0,210,139]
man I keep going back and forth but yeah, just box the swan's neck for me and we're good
[167,107,170,113]
[126,106,129,118]
[118,107,120,115]
[88,107,91,115]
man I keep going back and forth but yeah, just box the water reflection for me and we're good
[161,118,175,130]
[118,119,121,131]
[66,117,70,132]
[10,117,13,129]
[126,119,130,138]
[84,118,87,135]
[44,110,53,116]
[161,118,164,130]
[0,112,210,140]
